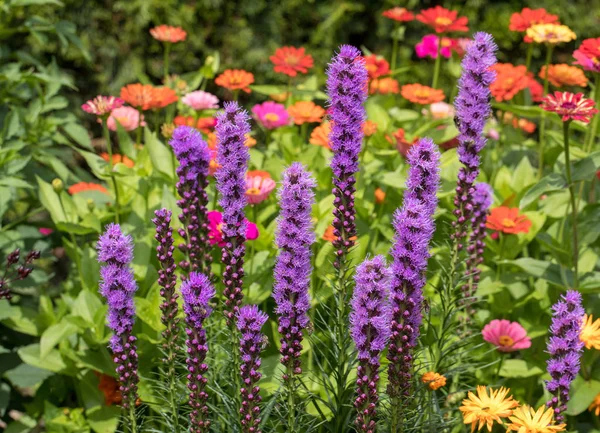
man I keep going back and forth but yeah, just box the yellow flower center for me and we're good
[501,218,516,228]
[247,187,261,195]
[435,16,453,26]
[415,89,431,98]
[499,335,514,347]
[216,223,223,235]
[285,55,299,66]
[264,113,280,122]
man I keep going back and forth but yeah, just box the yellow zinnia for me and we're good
[526,24,576,45]
[460,386,519,432]
[580,314,600,350]
[506,405,566,433]
[589,392,600,416]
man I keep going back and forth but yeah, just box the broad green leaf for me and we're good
[0,177,31,189]
[4,364,53,388]
[508,257,574,288]
[63,123,92,149]
[87,406,120,433]
[572,151,600,182]
[115,122,136,159]
[389,107,419,123]
[520,173,565,208]
[249,85,286,96]
[366,100,390,131]
[565,380,600,415]
[145,128,174,179]
[499,359,543,378]
[78,150,108,179]
[55,222,97,235]
[40,321,78,359]
[0,382,9,417]
[18,344,67,373]
[37,176,67,223]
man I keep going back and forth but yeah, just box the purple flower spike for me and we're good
[215,101,251,324]
[170,126,212,276]
[236,305,268,433]
[326,45,368,265]
[181,272,215,432]
[273,163,316,381]
[97,223,139,409]
[451,32,497,252]
[545,290,584,422]
[351,256,391,433]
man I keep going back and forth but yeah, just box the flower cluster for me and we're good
[0,249,40,300]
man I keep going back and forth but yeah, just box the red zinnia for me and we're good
[270,46,314,77]
[215,69,255,93]
[540,91,599,123]
[382,7,414,22]
[490,64,530,102]
[416,6,469,34]
[486,207,532,234]
[509,8,559,44]
[364,54,390,80]
[150,25,187,43]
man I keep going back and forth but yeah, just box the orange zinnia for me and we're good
[363,120,378,136]
[382,7,414,22]
[370,77,400,95]
[150,25,187,43]
[375,188,386,204]
[364,54,391,80]
[215,69,255,93]
[322,225,357,242]
[270,46,314,77]
[539,64,588,88]
[68,182,109,195]
[120,84,156,111]
[288,101,325,125]
[490,64,530,102]
[150,87,178,109]
[416,6,469,34]
[486,207,531,234]
[401,83,445,105]
[310,122,331,150]
[100,153,135,168]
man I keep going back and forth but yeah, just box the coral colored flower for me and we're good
[423,101,455,119]
[246,171,276,204]
[68,182,109,195]
[382,7,414,22]
[120,84,177,110]
[245,135,257,148]
[486,207,531,234]
[540,64,588,88]
[107,106,145,132]
[288,101,325,125]
[181,90,219,110]
[322,225,357,243]
[374,187,385,204]
[97,373,122,406]
[369,77,400,95]
[580,314,600,350]
[82,96,124,117]
[251,101,289,129]
[509,8,559,33]
[174,115,216,134]
[151,87,179,109]
[490,63,529,102]
[387,128,418,157]
[506,405,566,433]
[207,211,258,247]
[309,122,331,150]
[421,372,447,391]
[270,46,314,77]
[589,393,600,416]
[499,112,537,134]
[526,24,576,45]
[150,25,187,43]
[362,120,378,136]
[401,83,445,104]
[208,149,220,176]
[526,76,544,102]
[100,153,135,168]
[417,6,469,34]
[573,38,600,73]
[460,386,519,433]
[482,319,532,352]
[364,54,390,80]
[215,69,254,93]
[540,91,599,123]
[416,34,457,59]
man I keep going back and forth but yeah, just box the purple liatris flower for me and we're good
[326,45,368,265]
[452,32,497,252]
[387,138,440,403]
[273,163,315,380]
[350,256,391,433]
[170,126,212,275]
[236,305,268,433]
[215,101,251,324]
[97,224,139,409]
[545,290,584,422]
[181,272,215,432]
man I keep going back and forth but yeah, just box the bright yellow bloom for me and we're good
[460,386,519,432]
[581,314,600,350]
[526,24,576,45]
[421,371,447,390]
[589,392,600,416]
[507,405,566,433]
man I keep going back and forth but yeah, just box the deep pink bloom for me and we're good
[207,211,258,246]
[107,106,146,132]
[415,34,456,59]
[251,101,290,129]
[82,96,124,117]
[39,228,53,236]
[182,90,219,111]
[482,319,532,352]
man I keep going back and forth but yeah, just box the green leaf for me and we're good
[78,150,108,179]
[115,122,135,159]
[0,382,9,417]
[572,151,600,182]
[18,344,67,373]
[520,173,565,208]
[565,380,600,415]
[389,107,419,123]
[134,285,164,332]
[366,100,390,131]
[55,222,97,235]
[72,290,102,325]
[63,123,92,149]
[249,85,286,96]
[4,363,53,388]
[87,406,120,433]
[36,176,66,223]
[499,359,543,378]
[508,257,574,288]
[144,128,174,179]
[0,177,31,189]
[40,321,78,359]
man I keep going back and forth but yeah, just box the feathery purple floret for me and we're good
[273,163,315,381]
[97,223,139,409]
[387,138,440,401]
[181,272,215,432]
[451,32,497,252]
[236,305,268,433]
[170,126,212,276]
[545,290,584,422]
[216,102,251,324]
[351,256,391,433]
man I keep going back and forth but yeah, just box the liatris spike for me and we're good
[350,256,391,433]
[215,102,251,324]
[181,272,216,432]
[236,305,269,433]
[546,290,584,422]
[387,138,440,416]
[451,32,497,255]
[97,224,139,409]
[273,162,316,380]
[170,125,212,276]
[0,248,40,300]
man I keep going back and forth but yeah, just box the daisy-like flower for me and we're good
[309,122,331,150]
[107,106,146,132]
[100,153,134,169]
[370,77,400,95]
[82,96,124,117]
[486,207,532,234]
[364,54,390,80]
[68,182,109,195]
[526,24,576,45]
[206,211,258,247]
[416,6,469,34]
[421,372,447,391]
[509,8,559,32]
[382,7,414,22]
[181,90,219,111]
[150,87,179,109]
[506,405,566,433]
[120,84,178,111]
[287,101,325,125]
[150,25,187,43]
[246,170,276,204]
[482,319,532,352]
[490,63,530,102]
[540,91,599,123]
[589,393,600,416]
[573,38,600,73]
[460,386,519,433]
[401,83,445,104]
[251,101,290,129]
[540,64,588,88]
[270,46,314,77]
[423,101,455,119]
[363,120,378,136]
[580,314,600,350]
[215,69,255,93]
[416,34,458,59]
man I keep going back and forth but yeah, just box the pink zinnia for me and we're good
[251,101,289,130]
[207,211,259,247]
[107,106,146,132]
[482,319,532,352]
[415,34,456,59]
[81,96,124,117]
[39,228,53,236]
[245,171,276,204]
[181,90,219,111]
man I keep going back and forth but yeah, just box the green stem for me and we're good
[563,121,579,288]
[287,369,296,433]
[524,43,533,75]
[431,40,442,89]
[102,119,120,223]
[166,345,180,433]
[585,73,600,153]
[136,108,143,146]
[391,23,399,71]
[496,233,505,281]
[128,405,137,433]
[537,45,553,180]
[69,233,85,290]
[1,206,45,232]
[164,43,171,82]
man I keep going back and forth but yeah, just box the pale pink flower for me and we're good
[181,90,219,111]
[482,319,532,352]
[107,106,146,132]
[246,171,276,204]
[422,102,455,119]
[82,96,124,117]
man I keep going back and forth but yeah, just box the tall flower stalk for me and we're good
[273,162,316,431]
[97,224,139,432]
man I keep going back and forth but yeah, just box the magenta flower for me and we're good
[82,95,124,117]
[251,101,290,129]
[182,90,220,111]
[39,228,53,236]
[415,35,455,59]
[246,172,276,204]
[107,106,146,132]
[482,319,532,352]
[207,211,258,247]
